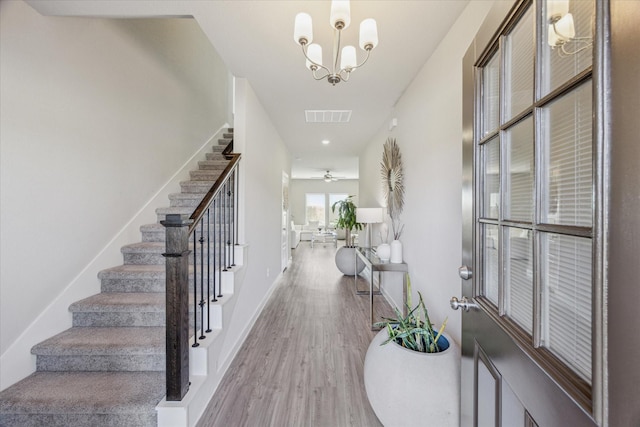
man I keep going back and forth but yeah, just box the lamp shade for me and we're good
[547,0,569,21]
[294,12,313,45]
[306,44,323,69]
[548,12,575,46]
[356,207,384,224]
[330,0,351,30]
[359,19,378,50]
[340,46,357,70]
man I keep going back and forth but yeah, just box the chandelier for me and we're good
[293,0,378,86]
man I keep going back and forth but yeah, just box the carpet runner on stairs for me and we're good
[0,130,234,427]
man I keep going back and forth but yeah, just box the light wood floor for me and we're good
[196,241,395,427]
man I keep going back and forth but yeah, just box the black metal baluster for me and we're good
[192,231,199,348]
[205,208,212,333]
[223,180,228,272]
[212,198,218,302]
[217,191,223,298]
[198,221,205,340]
[234,166,240,255]
[227,180,232,269]
[230,172,236,267]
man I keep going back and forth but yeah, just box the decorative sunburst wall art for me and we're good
[380,137,405,221]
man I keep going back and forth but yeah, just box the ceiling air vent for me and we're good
[305,110,352,123]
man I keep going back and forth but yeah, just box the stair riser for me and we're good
[123,251,235,265]
[142,228,236,243]
[206,152,227,160]
[101,270,233,293]
[156,212,235,223]
[198,161,228,171]
[180,181,213,193]
[72,312,165,328]
[190,171,223,181]
[0,413,156,427]
[35,355,164,372]
[101,278,165,293]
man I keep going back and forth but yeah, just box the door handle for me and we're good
[450,296,479,312]
[458,265,473,280]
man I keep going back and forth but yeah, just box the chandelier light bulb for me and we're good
[340,46,357,70]
[294,12,313,45]
[306,44,323,69]
[330,0,351,30]
[359,19,378,50]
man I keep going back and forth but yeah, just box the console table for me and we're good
[354,247,408,330]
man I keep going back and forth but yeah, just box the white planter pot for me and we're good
[364,329,460,427]
[335,246,365,275]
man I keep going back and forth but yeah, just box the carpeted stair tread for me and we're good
[32,327,164,356]
[0,371,165,416]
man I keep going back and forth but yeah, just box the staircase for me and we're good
[0,130,237,426]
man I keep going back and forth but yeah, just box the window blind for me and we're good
[542,83,592,227]
[505,117,534,222]
[542,233,592,383]
[504,6,533,122]
[483,54,500,136]
[505,227,533,334]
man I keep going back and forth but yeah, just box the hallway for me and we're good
[197,242,395,426]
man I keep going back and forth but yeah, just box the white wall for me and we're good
[289,179,359,225]
[218,78,290,362]
[359,1,494,346]
[0,0,229,389]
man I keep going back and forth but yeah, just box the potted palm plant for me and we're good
[331,196,364,275]
[364,275,460,426]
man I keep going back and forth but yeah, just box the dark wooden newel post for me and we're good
[161,214,192,401]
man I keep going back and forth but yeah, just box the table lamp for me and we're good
[356,207,384,248]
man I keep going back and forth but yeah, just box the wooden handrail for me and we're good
[189,153,241,234]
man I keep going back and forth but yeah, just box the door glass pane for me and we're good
[541,233,592,383]
[483,224,500,306]
[482,53,500,136]
[505,117,534,222]
[504,6,533,121]
[482,138,500,219]
[504,227,533,334]
[541,82,592,227]
[540,0,594,97]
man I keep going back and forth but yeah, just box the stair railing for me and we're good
[161,146,240,401]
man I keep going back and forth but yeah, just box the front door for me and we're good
[459,1,604,426]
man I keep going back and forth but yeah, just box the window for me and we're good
[305,193,325,226]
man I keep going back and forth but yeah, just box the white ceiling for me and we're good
[27,0,471,179]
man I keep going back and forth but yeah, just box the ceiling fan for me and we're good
[311,170,343,182]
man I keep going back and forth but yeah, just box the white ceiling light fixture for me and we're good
[294,0,378,86]
[546,0,592,56]
[322,139,331,145]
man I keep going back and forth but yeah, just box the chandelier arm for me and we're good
[336,48,372,76]
[311,68,331,81]
[300,43,332,75]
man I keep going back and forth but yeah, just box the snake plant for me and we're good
[373,274,448,353]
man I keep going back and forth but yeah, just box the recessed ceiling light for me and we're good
[322,140,330,145]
